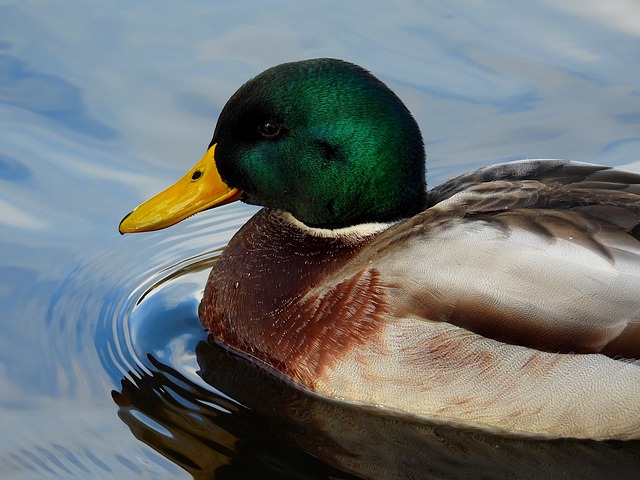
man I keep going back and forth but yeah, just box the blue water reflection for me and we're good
[0,53,116,140]
[1,0,640,478]
[0,154,30,181]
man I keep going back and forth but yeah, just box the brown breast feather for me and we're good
[199,209,387,385]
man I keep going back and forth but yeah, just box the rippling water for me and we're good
[2,1,640,478]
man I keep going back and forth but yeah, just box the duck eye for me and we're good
[191,170,203,181]
[258,121,282,139]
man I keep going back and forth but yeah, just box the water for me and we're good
[1,1,640,478]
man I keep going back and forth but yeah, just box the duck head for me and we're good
[119,58,426,233]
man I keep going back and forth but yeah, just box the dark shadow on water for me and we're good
[113,340,640,480]
[113,348,358,480]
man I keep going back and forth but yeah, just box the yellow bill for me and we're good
[119,144,241,234]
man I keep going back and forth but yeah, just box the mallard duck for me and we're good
[120,58,640,440]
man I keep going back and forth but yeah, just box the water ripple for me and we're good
[19,205,254,478]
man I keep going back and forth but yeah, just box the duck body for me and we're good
[200,160,640,439]
[120,59,640,439]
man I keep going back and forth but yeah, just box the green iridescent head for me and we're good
[212,58,426,229]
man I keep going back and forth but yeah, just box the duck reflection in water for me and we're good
[113,340,640,480]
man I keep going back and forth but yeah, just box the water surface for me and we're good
[1,1,640,478]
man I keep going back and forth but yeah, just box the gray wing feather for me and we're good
[375,160,640,359]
